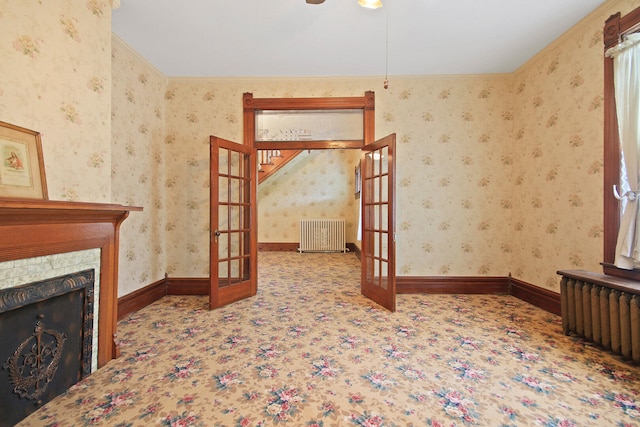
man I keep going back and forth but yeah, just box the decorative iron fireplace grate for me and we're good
[0,269,94,427]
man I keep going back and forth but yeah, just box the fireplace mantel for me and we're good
[0,198,142,368]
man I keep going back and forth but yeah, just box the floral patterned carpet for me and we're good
[19,252,640,426]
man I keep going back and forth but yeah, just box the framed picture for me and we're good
[0,121,47,199]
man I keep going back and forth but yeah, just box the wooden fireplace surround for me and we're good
[0,198,141,368]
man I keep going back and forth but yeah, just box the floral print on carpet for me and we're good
[18,252,640,426]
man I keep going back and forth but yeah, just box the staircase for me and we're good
[258,149,303,183]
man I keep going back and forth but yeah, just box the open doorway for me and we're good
[209,93,396,311]
[257,148,362,255]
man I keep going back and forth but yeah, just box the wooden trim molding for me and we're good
[167,277,209,295]
[243,92,375,150]
[256,140,363,150]
[397,276,510,294]
[603,12,622,266]
[0,198,141,367]
[347,243,361,260]
[258,242,299,252]
[119,273,561,320]
[509,276,561,316]
[602,5,640,275]
[117,277,208,320]
[257,243,360,254]
[118,276,168,320]
[397,275,560,315]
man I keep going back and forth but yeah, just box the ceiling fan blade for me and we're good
[306,0,326,4]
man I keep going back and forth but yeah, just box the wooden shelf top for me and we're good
[0,198,142,212]
[557,269,640,295]
[0,198,142,224]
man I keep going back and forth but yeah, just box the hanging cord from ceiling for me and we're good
[383,1,389,89]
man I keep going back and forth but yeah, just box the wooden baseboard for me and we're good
[396,275,559,314]
[118,271,560,319]
[258,242,299,251]
[397,276,510,294]
[117,277,209,320]
[258,242,359,253]
[118,277,167,320]
[509,276,561,315]
[167,277,209,295]
[347,243,361,259]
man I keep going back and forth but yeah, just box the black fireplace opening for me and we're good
[0,269,94,427]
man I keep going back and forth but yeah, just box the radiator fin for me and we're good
[632,295,640,361]
[561,277,640,363]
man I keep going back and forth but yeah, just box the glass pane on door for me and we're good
[217,146,250,288]
[360,134,396,311]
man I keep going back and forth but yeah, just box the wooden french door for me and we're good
[209,136,257,309]
[361,134,396,312]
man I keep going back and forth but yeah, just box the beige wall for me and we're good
[0,0,113,201]
[162,78,383,276]
[510,4,617,288]
[5,0,640,297]
[378,75,513,276]
[111,36,168,295]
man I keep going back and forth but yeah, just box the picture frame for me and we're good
[0,121,48,199]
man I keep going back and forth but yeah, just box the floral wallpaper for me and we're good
[160,76,512,279]
[154,0,640,292]
[5,0,640,298]
[111,36,167,295]
[0,0,113,202]
[509,5,614,289]
[163,78,378,277]
[378,75,514,277]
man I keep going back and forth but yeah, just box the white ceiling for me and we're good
[112,0,607,78]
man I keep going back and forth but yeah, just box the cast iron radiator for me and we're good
[558,270,640,362]
[299,219,346,253]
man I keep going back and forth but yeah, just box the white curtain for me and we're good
[608,34,640,269]
[357,174,362,241]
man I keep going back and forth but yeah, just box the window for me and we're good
[603,6,640,279]
[242,92,375,150]
[255,110,364,142]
